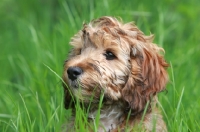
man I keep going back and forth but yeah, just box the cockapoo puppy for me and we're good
[62,16,168,132]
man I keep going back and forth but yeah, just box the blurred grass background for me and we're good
[0,0,200,131]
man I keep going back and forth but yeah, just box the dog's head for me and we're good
[63,16,168,114]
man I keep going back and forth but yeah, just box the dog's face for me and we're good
[63,28,131,102]
[63,16,168,113]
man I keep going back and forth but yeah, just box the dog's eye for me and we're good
[104,51,116,60]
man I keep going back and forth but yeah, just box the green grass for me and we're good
[0,0,200,131]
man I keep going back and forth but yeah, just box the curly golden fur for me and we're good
[62,16,168,132]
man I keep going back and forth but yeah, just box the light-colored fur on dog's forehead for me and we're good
[70,16,139,51]
[69,16,162,63]
[68,17,146,70]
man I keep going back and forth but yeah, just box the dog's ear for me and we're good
[122,35,168,114]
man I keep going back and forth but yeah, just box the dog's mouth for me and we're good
[68,79,80,88]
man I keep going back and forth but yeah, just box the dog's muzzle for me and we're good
[67,66,83,81]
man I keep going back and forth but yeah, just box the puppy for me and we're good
[62,16,168,132]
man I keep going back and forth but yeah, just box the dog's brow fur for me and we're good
[62,16,168,132]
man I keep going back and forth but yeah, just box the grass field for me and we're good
[0,0,200,131]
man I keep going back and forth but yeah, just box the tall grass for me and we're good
[0,0,200,131]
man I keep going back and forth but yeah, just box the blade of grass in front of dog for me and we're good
[43,63,64,84]
[86,85,99,115]
[75,99,89,131]
[43,63,76,104]
[138,101,150,131]
[74,87,89,131]
[124,109,132,132]
[94,92,104,131]
[75,97,82,131]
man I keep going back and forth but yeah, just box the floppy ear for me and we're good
[122,36,168,114]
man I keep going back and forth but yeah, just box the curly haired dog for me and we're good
[62,16,168,132]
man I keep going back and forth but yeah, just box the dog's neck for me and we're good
[88,102,125,132]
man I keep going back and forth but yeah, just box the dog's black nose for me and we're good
[67,67,83,81]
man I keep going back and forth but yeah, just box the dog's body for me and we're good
[62,16,168,132]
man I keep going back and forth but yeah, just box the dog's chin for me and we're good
[68,81,103,104]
